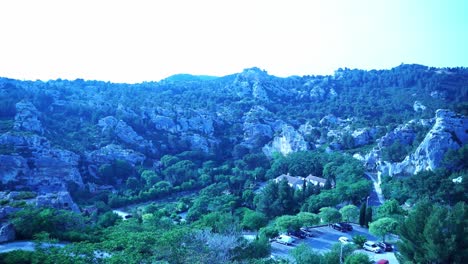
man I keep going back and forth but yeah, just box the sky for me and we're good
[0,0,467,83]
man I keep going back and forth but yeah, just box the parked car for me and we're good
[363,241,383,253]
[376,260,389,264]
[339,222,353,231]
[287,230,306,239]
[377,242,393,252]
[338,236,352,244]
[331,223,346,232]
[300,227,315,237]
[276,235,295,245]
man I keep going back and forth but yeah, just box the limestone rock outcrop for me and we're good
[35,191,80,213]
[367,110,467,176]
[352,127,384,147]
[13,101,43,134]
[0,132,84,191]
[263,125,309,157]
[395,110,467,175]
[86,144,145,167]
[0,223,15,243]
[98,116,153,152]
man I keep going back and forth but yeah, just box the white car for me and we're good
[276,235,295,245]
[363,241,383,253]
[338,236,352,244]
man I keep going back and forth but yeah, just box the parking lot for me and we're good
[271,223,399,263]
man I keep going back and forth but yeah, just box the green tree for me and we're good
[254,181,280,217]
[277,178,295,215]
[319,207,341,225]
[160,155,180,167]
[291,244,323,264]
[352,235,367,248]
[344,252,373,264]
[365,207,373,227]
[398,201,468,263]
[376,199,405,220]
[141,170,160,186]
[97,211,121,228]
[163,160,197,185]
[296,212,320,227]
[125,177,139,191]
[339,205,359,222]
[241,210,268,231]
[359,203,366,226]
[258,226,279,239]
[369,217,398,242]
[275,215,302,232]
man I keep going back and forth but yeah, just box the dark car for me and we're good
[331,223,346,232]
[339,222,353,231]
[377,242,393,252]
[300,227,315,237]
[287,230,306,239]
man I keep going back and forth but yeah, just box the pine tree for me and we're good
[365,207,373,227]
[359,203,366,226]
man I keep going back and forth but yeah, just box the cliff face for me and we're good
[0,102,84,192]
[262,124,309,157]
[374,110,468,176]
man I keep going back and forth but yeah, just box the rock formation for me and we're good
[0,132,83,191]
[0,223,16,243]
[263,125,309,157]
[98,116,153,153]
[367,110,467,176]
[86,144,145,167]
[13,101,44,134]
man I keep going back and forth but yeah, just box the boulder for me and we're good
[0,223,15,243]
[13,101,44,134]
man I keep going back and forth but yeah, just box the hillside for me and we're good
[0,64,467,263]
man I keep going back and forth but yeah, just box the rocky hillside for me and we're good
[0,64,467,199]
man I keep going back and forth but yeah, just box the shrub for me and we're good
[352,234,367,248]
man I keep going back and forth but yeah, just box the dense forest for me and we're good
[0,64,467,263]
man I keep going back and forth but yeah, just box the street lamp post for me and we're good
[366,196,370,208]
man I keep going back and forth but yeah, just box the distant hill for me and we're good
[161,74,219,83]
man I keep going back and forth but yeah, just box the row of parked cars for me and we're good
[271,226,317,245]
[339,237,393,253]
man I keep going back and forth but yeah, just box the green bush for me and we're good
[352,234,367,248]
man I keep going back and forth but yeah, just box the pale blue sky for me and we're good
[0,0,467,83]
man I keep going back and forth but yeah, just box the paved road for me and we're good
[271,224,399,263]
[0,241,66,254]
